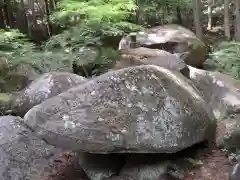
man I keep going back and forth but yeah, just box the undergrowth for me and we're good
[208,41,240,79]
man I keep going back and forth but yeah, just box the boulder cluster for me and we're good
[0,24,240,180]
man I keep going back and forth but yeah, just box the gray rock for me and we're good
[0,115,61,180]
[113,47,189,78]
[11,72,87,117]
[216,115,240,153]
[0,63,40,93]
[188,65,240,119]
[24,65,216,153]
[78,153,124,180]
[107,155,169,180]
[118,24,207,68]
[230,161,240,180]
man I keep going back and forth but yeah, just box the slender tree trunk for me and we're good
[207,0,213,30]
[176,6,182,24]
[49,0,56,10]
[235,0,240,41]
[135,0,145,25]
[192,0,203,40]
[0,9,6,28]
[44,0,52,36]
[224,0,231,40]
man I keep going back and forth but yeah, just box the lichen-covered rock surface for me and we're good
[188,65,240,119]
[11,72,88,117]
[118,24,208,68]
[24,65,216,153]
[113,47,189,78]
[0,115,61,180]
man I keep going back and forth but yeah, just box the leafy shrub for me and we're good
[0,29,36,54]
[208,41,240,79]
[50,0,136,28]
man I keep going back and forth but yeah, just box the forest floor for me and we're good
[184,120,233,180]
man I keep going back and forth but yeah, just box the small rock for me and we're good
[229,161,240,180]
[108,154,169,180]
[217,117,240,154]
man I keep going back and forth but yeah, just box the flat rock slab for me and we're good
[114,47,189,78]
[24,65,216,153]
[0,116,61,180]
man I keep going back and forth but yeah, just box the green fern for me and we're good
[208,41,240,79]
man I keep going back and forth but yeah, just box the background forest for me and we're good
[1,0,240,80]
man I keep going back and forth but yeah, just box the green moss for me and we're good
[0,93,12,102]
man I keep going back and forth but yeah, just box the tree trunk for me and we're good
[235,0,240,41]
[192,0,203,40]
[224,0,231,40]
[176,6,182,24]
[207,0,213,30]
[135,0,145,25]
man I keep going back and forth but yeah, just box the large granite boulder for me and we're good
[118,24,208,68]
[188,65,240,119]
[0,115,61,180]
[24,65,216,153]
[112,47,189,78]
[11,72,87,117]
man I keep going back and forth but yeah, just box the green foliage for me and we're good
[0,29,35,54]
[44,20,142,50]
[208,41,240,79]
[1,0,194,80]
[51,0,136,28]
[0,29,73,75]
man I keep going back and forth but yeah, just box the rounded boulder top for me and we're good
[24,65,216,154]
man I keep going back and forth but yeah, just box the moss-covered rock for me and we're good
[0,93,13,115]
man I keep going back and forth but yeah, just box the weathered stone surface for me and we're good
[217,115,240,153]
[112,47,189,78]
[229,161,240,180]
[11,72,87,117]
[0,115,61,180]
[106,155,169,180]
[105,154,189,180]
[24,65,216,153]
[118,24,208,68]
[189,65,240,119]
[78,153,124,180]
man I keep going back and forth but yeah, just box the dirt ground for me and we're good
[184,149,231,180]
[184,119,234,180]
